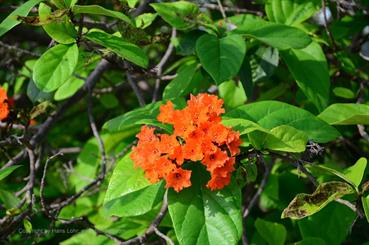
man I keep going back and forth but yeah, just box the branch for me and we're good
[243,155,272,218]
[202,3,264,16]
[152,28,176,102]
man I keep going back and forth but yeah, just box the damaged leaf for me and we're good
[282,181,354,219]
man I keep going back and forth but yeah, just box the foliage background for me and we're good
[0,0,369,244]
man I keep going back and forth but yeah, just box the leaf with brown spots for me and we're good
[281,181,354,219]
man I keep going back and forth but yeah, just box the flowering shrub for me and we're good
[131,93,241,192]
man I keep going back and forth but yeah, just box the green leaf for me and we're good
[265,0,320,26]
[230,14,311,50]
[256,125,308,153]
[163,61,198,101]
[196,34,246,84]
[127,0,140,8]
[362,195,369,223]
[294,237,327,245]
[65,0,78,7]
[72,5,132,25]
[54,76,84,101]
[39,3,77,44]
[298,202,356,245]
[104,154,164,217]
[0,0,43,38]
[103,102,171,133]
[225,100,340,143]
[168,175,242,245]
[254,218,286,245]
[0,165,21,181]
[282,181,354,219]
[27,80,53,102]
[23,219,32,233]
[317,103,369,125]
[151,1,199,30]
[333,87,356,99]
[343,157,367,188]
[250,46,279,83]
[85,30,148,68]
[281,41,330,111]
[135,13,157,29]
[310,164,358,191]
[0,189,20,209]
[218,80,247,109]
[33,43,79,92]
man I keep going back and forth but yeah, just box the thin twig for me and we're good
[202,3,263,16]
[243,155,272,218]
[152,29,176,102]
[40,152,64,219]
[216,0,228,21]
[154,227,175,245]
[321,0,337,50]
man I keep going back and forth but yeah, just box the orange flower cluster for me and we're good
[0,87,9,121]
[130,93,241,192]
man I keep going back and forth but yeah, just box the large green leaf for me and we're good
[0,165,21,181]
[0,0,43,37]
[39,3,77,44]
[0,189,20,209]
[265,0,320,26]
[253,125,308,153]
[230,14,311,50]
[103,102,171,133]
[254,218,286,245]
[104,154,164,217]
[218,80,247,109]
[163,61,198,101]
[362,195,369,223]
[317,103,369,125]
[196,34,246,84]
[225,101,340,143]
[298,202,356,245]
[33,43,79,92]
[54,76,84,101]
[282,181,354,219]
[281,41,330,111]
[85,30,148,68]
[168,171,242,245]
[343,157,367,188]
[72,5,132,25]
[223,119,308,152]
[151,1,199,30]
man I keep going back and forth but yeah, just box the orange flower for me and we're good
[212,157,236,177]
[131,93,241,192]
[165,168,192,192]
[0,87,9,121]
[207,173,232,191]
[0,87,7,103]
[157,101,175,124]
[0,102,9,121]
[136,125,157,142]
[202,148,229,172]
[183,138,203,161]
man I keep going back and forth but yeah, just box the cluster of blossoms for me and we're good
[0,87,9,121]
[130,93,242,192]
